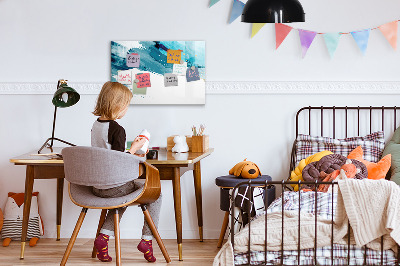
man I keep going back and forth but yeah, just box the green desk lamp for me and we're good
[38,79,80,154]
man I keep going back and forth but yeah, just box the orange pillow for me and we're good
[347,146,391,180]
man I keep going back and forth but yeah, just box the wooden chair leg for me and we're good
[91,209,108,258]
[114,210,121,266]
[60,208,88,266]
[217,211,230,248]
[141,205,171,263]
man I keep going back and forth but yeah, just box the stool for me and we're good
[215,175,275,248]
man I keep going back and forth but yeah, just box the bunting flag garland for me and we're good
[229,0,245,24]
[351,29,370,55]
[323,33,341,58]
[275,23,293,49]
[251,23,266,38]
[209,5,400,57]
[209,0,220,8]
[378,21,398,50]
[298,30,317,58]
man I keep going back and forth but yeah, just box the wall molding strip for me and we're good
[0,81,399,95]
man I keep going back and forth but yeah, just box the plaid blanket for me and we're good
[234,244,397,265]
[234,191,397,265]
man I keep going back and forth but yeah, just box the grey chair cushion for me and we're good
[69,180,145,208]
[62,146,145,188]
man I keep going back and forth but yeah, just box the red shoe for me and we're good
[94,233,112,262]
[137,239,156,262]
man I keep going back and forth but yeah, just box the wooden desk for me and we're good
[10,147,213,261]
[146,148,213,260]
[9,148,64,259]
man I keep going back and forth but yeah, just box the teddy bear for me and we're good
[172,135,189,153]
[229,159,261,179]
[1,192,44,247]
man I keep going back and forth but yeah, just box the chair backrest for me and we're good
[62,146,145,187]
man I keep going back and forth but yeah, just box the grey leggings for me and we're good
[92,180,162,240]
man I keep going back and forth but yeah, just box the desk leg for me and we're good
[193,161,203,242]
[20,165,34,259]
[172,167,183,261]
[56,178,64,241]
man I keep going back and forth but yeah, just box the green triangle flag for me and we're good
[323,33,341,58]
[209,0,220,7]
[251,23,266,38]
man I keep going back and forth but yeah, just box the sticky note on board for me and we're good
[167,49,182,64]
[173,62,187,76]
[164,73,178,87]
[186,67,200,82]
[132,83,147,95]
[117,70,133,84]
[135,73,151,88]
[126,53,140,67]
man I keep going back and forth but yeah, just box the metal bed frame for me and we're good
[230,106,400,266]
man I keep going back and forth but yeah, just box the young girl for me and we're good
[91,81,162,263]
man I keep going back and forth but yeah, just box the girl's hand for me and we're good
[129,137,147,154]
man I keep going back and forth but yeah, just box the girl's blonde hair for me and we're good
[93,81,133,120]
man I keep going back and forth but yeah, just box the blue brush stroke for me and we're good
[111,41,205,81]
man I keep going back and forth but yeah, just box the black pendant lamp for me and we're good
[242,0,305,23]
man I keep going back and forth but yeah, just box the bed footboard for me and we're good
[230,180,400,266]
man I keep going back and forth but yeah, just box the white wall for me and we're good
[1,0,400,239]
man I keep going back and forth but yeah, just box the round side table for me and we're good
[215,175,275,248]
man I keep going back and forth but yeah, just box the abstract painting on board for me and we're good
[111,41,205,104]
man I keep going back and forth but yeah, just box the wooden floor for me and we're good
[0,239,221,265]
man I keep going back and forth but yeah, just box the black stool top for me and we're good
[215,175,272,188]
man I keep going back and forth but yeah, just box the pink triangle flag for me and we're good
[298,29,317,58]
[378,21,398,50]
[275,23,293,49]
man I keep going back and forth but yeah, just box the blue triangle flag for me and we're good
[323,33,341,58]
[209,0,221,7]
[351,29,370,55]
[229,0,245,23]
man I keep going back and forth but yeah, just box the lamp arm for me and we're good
[50,79,61,148]
[50,105,57,148]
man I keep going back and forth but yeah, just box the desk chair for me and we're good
[60,146,171,265]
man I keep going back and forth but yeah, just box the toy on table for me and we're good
[172,135,189,153]
[135,129,150,155]
[229,159,261,179]
[1,192,44,247]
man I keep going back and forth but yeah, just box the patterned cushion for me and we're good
[295,131,385,166]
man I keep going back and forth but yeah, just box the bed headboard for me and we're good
[290,106,400,178]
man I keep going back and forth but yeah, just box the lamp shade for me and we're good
[241,0,305,23]
[52,84,80,108]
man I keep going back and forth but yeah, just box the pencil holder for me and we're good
[191,135,209,153]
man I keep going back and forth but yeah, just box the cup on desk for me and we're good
[146,150,158,160]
